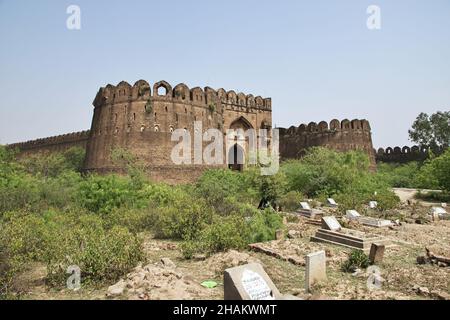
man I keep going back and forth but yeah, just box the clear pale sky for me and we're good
[0,0,449,148]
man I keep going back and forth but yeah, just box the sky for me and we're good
[0,0,449,148]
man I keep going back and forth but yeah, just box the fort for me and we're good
[375,145,447,163]
[7,79,392,183]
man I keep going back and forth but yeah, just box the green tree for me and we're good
[408,111,450,149]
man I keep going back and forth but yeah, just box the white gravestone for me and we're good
[327,198,338,207]
[430,206,447,217]
[223,263,281,300]
[346,210,361,220]
[241,269,275,300]
[305,250,327,292]
[321,216,341,231]
[300,202,311,210]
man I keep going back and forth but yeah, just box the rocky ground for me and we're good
[15,192,450,300]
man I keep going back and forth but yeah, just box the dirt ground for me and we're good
[17,202,449,300]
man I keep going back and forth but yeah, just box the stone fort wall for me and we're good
[84,80,272,183]
[278,119,376,166]
[8,131,90,158]
[375,145,447,163]
[7,79,387,182]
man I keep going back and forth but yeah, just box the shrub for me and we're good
[45,222,143,286]
[103,207,154,233]
[181,215,248,258]
[76,174,147,214]
[341,250,370,272]
[373,189,401,211]
[152,197,214,240]
[196,169,256,210]
[247,208,283,243]
[0,210,144,290]
[278,191,303,212]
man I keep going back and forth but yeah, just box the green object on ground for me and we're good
[201,280,218,288]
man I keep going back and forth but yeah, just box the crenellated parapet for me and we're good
[278,118,371,136]
[7,130,90,152]
[92,79,271,111]
[6,130,90,159]
[278,118,375,166]
[375,145,448,163]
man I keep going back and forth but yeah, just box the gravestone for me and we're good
[369,201,378,209]
[327,198,338,207]
[300,202,311,210]
[346,210,361,220]
[321,216,341,231]
[369,243,385,264]
[430,207,447,217]
[305,251,327,292]
[224,263,281,300]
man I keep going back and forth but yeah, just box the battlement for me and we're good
[279,118,375,166]
[375,145,448,163]
[8,130,90,151]
[278,118,371,135]
[92,80,272,111]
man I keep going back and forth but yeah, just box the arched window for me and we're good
[157,86,167,96]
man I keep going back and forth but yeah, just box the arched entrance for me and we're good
[228,143,244,171]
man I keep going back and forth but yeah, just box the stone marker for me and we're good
[369,243,385,264]
[300,202,311,210]
[224,263,281,300]
[369,201,378,209]
[430,207,447,217]
[321,216,341,231]
[327,198,338,207]
[275,229,284,240]
[305,251,327,292]
[346,210,361,220]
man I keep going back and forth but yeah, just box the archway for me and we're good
[228,143,244,171]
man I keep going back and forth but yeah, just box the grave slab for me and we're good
[224,263,281,300]
[321,216,341,231]
[327,198,338,207]
[305,251,327,292]
[369,243,385,264]
[346,210,361,220]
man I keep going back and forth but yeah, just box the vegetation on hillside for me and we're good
[1,143,449,298]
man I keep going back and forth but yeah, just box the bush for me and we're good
[45,221,143,286]
[181,215,248,258]
[341,250,370,272]
[152,197,214,240]
[76,174,148,214]
[247,208,283,243]
[278,191,303,212]
[195,169,257,210]
[19,147,85,178]
[103,207,154,233]
[0,210,144,291]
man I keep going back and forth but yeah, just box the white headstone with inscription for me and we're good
[223,263,281,300]
[241,269,274,300]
